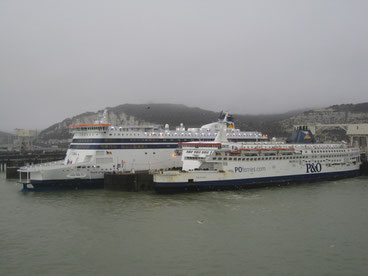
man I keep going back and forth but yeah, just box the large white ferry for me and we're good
[153,125,361,192]
[19,111,267,190]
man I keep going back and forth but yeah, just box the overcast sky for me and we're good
[1,0,367,132]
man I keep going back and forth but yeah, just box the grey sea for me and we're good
[1,173,367,276]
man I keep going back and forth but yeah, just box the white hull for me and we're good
[153,126,361,191]
[154,160,360,190]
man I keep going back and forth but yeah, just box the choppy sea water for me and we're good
[0,173,367,276]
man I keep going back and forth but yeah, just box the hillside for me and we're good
[37,104,301,143]
[34,102,368,145]
[281,103,368,129]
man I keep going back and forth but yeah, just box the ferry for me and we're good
[153,125,361,192]
[18,110,267,190]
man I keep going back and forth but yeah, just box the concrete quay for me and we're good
[360,160,368,175]
[0,150,66,174]
[104,172,153,191]
[6,167,27,180]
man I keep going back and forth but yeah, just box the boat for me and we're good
[153,124,361,192]
[18,110,267,190]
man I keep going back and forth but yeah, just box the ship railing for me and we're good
[18,160,65,172]
[19,160,100,172]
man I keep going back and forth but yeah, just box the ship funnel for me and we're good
[215,122,228,143]
[219,111,233,123]
[220,112,234,129]
[286,126,316,144]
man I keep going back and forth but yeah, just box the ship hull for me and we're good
[17,113,266,190]
[23,178,105,191]
[153,169,360,192]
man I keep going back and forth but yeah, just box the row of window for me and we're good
[105,132,261,137]
[314,154,348,158]
[184,157,205,160]
[210,156,359,162]
[213,156,323,161]
[311,149,348,153]
[212,153,351,158]
[62,165,101,171]
[62,168,114,172]
[73,127,108,131]
[70,144,178,150]
[185,150,212,154]
[73,138,197,143]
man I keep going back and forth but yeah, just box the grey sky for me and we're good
[1,0,367,132]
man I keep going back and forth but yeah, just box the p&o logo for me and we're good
[306,162,322,173]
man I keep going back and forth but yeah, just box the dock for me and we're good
[360,154,368,175]
[0,151,66,173]
[1,150,66,184]
[104,172,153,191]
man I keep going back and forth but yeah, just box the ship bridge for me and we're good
[69,124,111,133]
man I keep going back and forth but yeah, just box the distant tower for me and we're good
[15,129,35,152]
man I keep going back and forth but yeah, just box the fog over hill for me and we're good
[34,102,368,145]
[1,1,367,133]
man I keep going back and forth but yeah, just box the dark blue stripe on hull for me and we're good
[69,144,178,150]
[154,170,360,192]
[71,138,266,144]
[23,178,104,191]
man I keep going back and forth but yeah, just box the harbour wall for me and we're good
[360,161,368,175]
[1,151,66,178]
[0,151,66,171]
[104,172,153,191]
[6,167,27,180]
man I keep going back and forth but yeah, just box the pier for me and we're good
[104,172,153,191]
[360,153,368,175]
[0,150,66,176]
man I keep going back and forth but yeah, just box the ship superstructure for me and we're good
[19,111,267,190]
[153,126,361,191]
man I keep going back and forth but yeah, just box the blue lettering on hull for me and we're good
[306,163,322,173]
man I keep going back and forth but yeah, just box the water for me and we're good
[1,173,367,276]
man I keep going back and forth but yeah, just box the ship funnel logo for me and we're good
[227,122,234,129]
